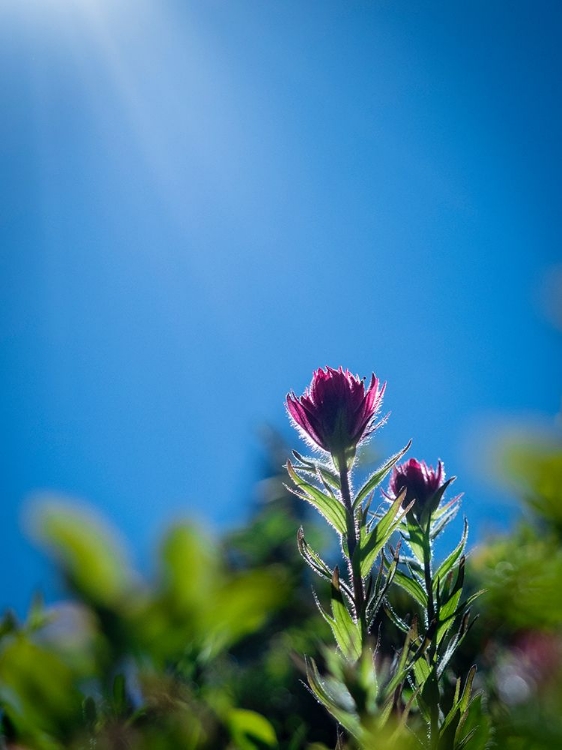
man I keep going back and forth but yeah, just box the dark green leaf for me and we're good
[358,493,407,577]
[435,519,468,586]
[436,558,465,644]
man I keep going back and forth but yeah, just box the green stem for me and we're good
[422,517,440,749]
[339,462,366,641]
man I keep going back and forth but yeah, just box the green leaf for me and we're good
[112,674,127,716]
[354,441,412,509]
[454,692,491,750]
[435,519,468,585]
[292,451,340,490]
[382,619,418,696]
[393,568,428,607]
[28,499,133,607]
[437,613,475,679]
[436,558,465,644]
[413,656,431,687]
[403,519,425,564]
[384,602,410,634]
[305,657,362,739]
[358,493,407,577]
[228,709,277,750]
[329,568,362,662]
[286,460,347,535]
[442,677,462,731]
[458,665,477,715]
[430,497,461,539]
[297,527,333,582]
[206,569,288,656]
[367,552,398,622]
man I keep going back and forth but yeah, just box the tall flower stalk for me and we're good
[286,367,403,644]
[286,367,484,750]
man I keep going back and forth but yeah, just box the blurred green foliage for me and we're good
[1,429,562,749]
[466,433,562,750]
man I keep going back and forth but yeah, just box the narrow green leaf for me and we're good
[413,656,431,687]
[305,657,362,739]
[358,492,407,577]
[393,568,428,607]
[458,665,477,715]
[403,520,425,564]
[456,727,478,750]
[383,601,410,634]
[367,553,398,622]
[437,630,462,680]
[292,451,340,490]
[432,493,461,520]
[435,519,468,586]
[436,558,465,644]
[286,460,347,535]
[330,567,362,662]
[297,527,333,582]
[228,709,277,749]
[354,440,412,509]
[382,619,418,697]
[430,497,461,539]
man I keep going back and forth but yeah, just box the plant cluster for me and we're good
[286,366,483,749]
[0,366,560,749]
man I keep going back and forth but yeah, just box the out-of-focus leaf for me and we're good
[0,634,82,742]
[205,568,289,657]
[472,528,562,629]
[28,499,134,607]
[159,523,219,615]
[227,709,277,749]
[499,441,562,527]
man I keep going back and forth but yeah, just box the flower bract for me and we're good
[286,366,385,467]
[388,458,446,518]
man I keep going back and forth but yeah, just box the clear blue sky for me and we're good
[1,0,560,613]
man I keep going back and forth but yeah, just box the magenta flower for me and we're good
[286,366,386,465]
[388,458,446,517]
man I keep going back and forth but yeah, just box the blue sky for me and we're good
[1,0,560,613]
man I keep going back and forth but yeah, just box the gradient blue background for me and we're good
[1,0,560,613]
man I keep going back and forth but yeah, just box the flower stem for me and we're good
[339,462,366,640]
[422,517,440,749]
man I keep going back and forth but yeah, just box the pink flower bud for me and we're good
[388,458,446,517]
[286,366,386,465]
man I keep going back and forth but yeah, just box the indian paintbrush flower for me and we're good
[286,366,385,468]
[388,458,447,519]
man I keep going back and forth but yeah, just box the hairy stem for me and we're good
[422,517,440,749]
[339,463,366,639]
